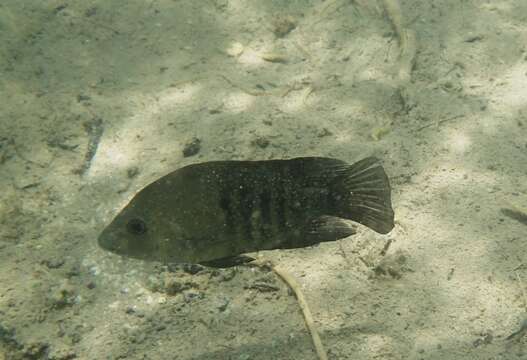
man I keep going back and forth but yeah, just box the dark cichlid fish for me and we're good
[98,157,394,267]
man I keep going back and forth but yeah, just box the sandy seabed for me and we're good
[1,0,526,359]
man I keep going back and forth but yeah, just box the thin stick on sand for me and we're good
[273,265,328,360]
[501,202,527,226]
[516,272,527,311]
[506,272,527,341]
[250,260,328,360]
[382,0,417,85]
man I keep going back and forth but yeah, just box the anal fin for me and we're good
[305,216,357,244]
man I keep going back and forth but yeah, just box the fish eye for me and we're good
[127,218,147,235]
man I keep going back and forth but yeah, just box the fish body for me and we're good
[98,157,394,266]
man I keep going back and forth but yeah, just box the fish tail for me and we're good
[330,157,394,234]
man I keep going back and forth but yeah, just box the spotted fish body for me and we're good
[98,157,394,266]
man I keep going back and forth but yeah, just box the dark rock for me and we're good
[77,94,91,102]
[317,128,332,137]
[473,332,493,347]
[54,4,68,14]
[125,306,136,315]
[252,136,270,148]
[70,332,82,344]
[85,7,97,17]
[49,346,77,360]
[164,278,184,295]
[272,16,296,38]
[43,258,65,269]
[0,324,19,349]
[130,332,146,344]
[23,341,49,359]
[215,296,230,312]
[184,290,204,303]
[127,167,140,179]
[183,137,201,157]
[183,263,204,275]
[49,281,76,308]
[66,265,81,278]
[210,268,237,282]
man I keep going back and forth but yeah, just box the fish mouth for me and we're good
[97,228,122,254]
[97,227,148,261]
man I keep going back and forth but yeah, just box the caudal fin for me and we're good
[330,157,394,234]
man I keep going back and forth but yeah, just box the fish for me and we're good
[98,156,394,267]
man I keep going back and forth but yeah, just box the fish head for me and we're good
[98,183,195,263]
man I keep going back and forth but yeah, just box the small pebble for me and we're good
[43,258,65,269]
[23,341,49,358]
[184,290,204,303]
[85,7,97,17]
[215,268,237,282]
[163,278,184,295]
[77,94,91,102]
[66,265,81,277]
[252,136,270,149]
[317,128,332,137]
[49,345,77,360]
[50,280,76,308]
[127,166,140,179]
[125,306,136,315]
[215,296,230,312]
[183,137,201,157]
[183,263,204,275]
[272,16,296,38]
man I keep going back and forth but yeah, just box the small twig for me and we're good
[218,75,272,97]
[312,0,350,26]
[382,0,417,85]
[358,256,372,268]
[273,265,328,360]
[415,114,464,132]
[302,85,315,105]
[338,242,349,261]
[168,78,202,88]
[380,238,393,256]
[506,319,527,341]
[501,202,527,226]
[73,117,104,176]
[292,41,313,63]
[506,272,527,341]
[249,259,328,360]
[516,271,527,311]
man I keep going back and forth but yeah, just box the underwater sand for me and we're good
[1,0,526,359]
